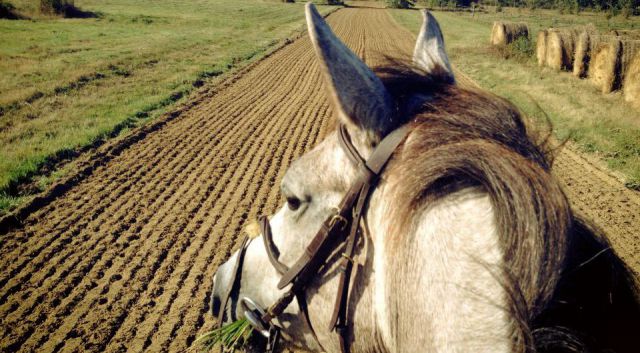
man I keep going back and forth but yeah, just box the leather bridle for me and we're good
[212,123,409,353]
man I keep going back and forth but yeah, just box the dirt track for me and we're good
[0,8,638,353]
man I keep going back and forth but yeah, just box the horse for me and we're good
[210,4,640,353]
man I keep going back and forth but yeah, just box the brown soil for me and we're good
[0,8,638,353]
[553,147,640,274]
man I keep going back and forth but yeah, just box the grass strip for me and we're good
[195,319,252,352]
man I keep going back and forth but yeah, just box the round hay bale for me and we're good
[546,28,580,71]
[491,21,528,46]
[589,38,622,94]
[620,40,640,84]
[490,22,499,45]
[537,30,548,67]
[573,30,607,78]
[573,30,591,77]
[623,52,640,109]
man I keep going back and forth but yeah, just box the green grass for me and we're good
[0,0,338,215]
[195,318,252,352]
[389,7,640,188]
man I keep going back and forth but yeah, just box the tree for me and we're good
[386,0,416,8]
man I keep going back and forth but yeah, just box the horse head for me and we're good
[211,4,639,353]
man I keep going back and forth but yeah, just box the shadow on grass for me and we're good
[60,4,100,19]
[41,0,101,19]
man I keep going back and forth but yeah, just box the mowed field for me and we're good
[0,0,336,213]
[0,5,639,353]
[390,8,640,187]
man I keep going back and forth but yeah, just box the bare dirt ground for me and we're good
[0,7,638,353]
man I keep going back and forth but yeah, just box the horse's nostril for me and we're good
[211,294,221,317]
[210,272,221,317]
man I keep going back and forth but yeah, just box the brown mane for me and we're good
[370,64,640,353]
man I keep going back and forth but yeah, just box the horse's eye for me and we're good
[286,197,301,211]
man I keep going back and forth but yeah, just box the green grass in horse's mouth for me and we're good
[196,318,252,352]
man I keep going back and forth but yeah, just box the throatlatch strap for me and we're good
[330,125,410,352]
[329,182,370,332]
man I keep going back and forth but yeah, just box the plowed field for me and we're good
[0,7,638,353]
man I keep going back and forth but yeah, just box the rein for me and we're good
[213,123,409,353]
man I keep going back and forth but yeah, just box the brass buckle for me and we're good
[329,207,348,231]
[340,253,354,263]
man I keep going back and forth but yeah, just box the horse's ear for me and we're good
[305,3,395,142]
[413,10,455,83]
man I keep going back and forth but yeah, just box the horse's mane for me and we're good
[371,63,640,353]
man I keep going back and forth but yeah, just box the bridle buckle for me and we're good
[239,296,271,338]
[329,207,348,231]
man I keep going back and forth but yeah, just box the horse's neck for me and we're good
[367,187,512,353]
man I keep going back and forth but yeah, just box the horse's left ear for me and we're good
[413,10,455,83]
[306,3,395,142]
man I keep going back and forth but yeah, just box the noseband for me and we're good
[213,124,409,353]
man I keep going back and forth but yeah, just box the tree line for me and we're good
[397,0,639,15]
[488,0,638,14]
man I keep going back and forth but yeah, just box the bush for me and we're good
[491,35,534,62]
[424,0,444,7]
[0,0,21,19]
[40,0,67,14]
[40,0,96,18]
[510,35,534,58]
[304,0,344,4]
[386,0,416,8]
[619,0,637,17]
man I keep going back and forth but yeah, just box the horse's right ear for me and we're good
[413,10,455,83]
[305,3,395,143]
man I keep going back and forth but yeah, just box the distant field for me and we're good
[390,8,640,188]
[0,0,336,213]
